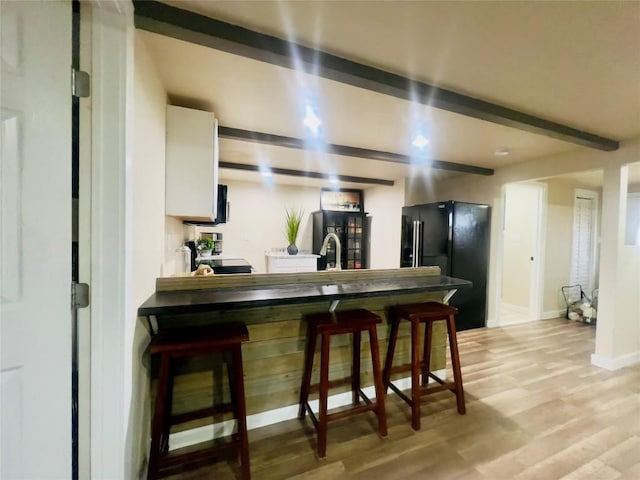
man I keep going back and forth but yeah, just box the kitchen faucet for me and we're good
[319,233,342,271]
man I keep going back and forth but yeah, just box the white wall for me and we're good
[593,164,640,369]
[543,179,583,313]
[201,179,321,273]
[126,32,168,479]
[365,179,405,269]
[625,192,640,245]
[131,38,167,308]
[193,179,405,273]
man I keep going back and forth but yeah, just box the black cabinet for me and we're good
[401,201,491,331]
[313,211,369,270]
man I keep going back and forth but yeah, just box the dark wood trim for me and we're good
[220,127,494,176]
[219,161,395,186]
[133,0,619,152]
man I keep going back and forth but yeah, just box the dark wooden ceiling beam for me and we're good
[219,126,495,176]
[133,0,619,152]
[219,161,395,186]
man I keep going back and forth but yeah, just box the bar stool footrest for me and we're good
[327,403,378,422]
[302,399,379,431]
[308,376,354,394]
[171,403,236,425]
[387,381,412,406]
[158,435,242,469]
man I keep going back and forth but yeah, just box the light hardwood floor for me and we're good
[166,318,640,480]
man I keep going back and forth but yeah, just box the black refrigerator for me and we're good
[400,201,491,331]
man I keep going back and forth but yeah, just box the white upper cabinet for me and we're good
[165,105,218,221]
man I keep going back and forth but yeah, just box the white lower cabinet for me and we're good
[265,253,319,273]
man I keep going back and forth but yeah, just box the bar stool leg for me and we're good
[446,313,466,415]
[227,352,237,409]
[368,324,388,437]
[422,320,433,387]
[160,366,175,456]
[148,353,171,480]
[298,323,317,418]
[352,331,361,404]
[231,343,251,479]
[410,319,421,430]
[318,333,331,458]
[383,310,400,392]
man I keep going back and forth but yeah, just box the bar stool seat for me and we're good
[383,302,466,430]
[298,309,388,458]
[147,322,250,480]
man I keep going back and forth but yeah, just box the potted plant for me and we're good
[196,237,215,256]
[285,207,304,255]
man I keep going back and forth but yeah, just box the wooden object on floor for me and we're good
[383,301,465,430]
[147,322,251,480]
[298,308,388,458]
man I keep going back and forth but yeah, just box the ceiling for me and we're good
[137,1,640,189]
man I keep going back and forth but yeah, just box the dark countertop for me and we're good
[138,274,471,317]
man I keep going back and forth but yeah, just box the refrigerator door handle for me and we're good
[416,221,422,267]
[412,220,418,267]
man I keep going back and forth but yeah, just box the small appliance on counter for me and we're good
[185,240,198,272]
[197,257,253,274]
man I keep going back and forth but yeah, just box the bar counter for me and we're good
[138,267,471,434]
[138,269,471,318]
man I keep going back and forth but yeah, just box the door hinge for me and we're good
[72,68,90,98]
[72,282,90,309]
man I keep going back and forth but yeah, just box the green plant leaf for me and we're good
[196,237,215,251]
[284,207,304,245]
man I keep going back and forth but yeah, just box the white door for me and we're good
[500,182,544,324]
[0,2,72,478]
[570,189,599,298]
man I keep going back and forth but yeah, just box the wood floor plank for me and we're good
[164,319,640,480]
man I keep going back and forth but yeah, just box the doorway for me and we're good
[499,182,546,325]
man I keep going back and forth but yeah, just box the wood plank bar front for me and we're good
[139,267,471,432]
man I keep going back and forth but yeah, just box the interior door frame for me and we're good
[84,1,134,478]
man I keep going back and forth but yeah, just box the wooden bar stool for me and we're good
[147,322,250,480]
[298,309,388,458]
[383,302,465,430]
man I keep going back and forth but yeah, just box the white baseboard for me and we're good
[591,351,640,371]
[169,371,445,451]
[495,306,564,327]
[500,302,530,315]
[498,316,537,327]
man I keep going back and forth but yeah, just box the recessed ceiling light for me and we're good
[412,133,430,149]
[302,105,322,136]
[494,148,510,156]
